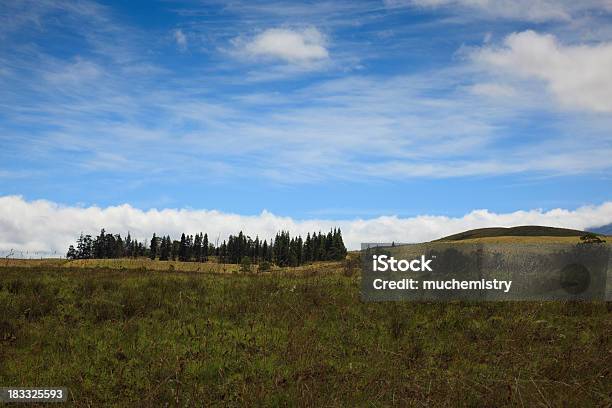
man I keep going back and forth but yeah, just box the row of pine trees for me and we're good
[66,228,347,266]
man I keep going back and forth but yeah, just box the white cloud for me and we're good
[2,2,611,185]
[385,0,612,22]
[472,30,612,113]
[239,27,329,64]
[1,195,611,255]
[173,29,187,50]
[44,58,102,84]
[5,58,612,184]
[469,83,517,98]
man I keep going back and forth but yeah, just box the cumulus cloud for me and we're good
[239,27,328,64]
[173,29,187,50]
[472,30,612,113]
[1,195,611,256]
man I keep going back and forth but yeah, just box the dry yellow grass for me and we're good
[1,258,68,268]
[1,258,234,272]
[64,258,239,273]
[1,257,345,275]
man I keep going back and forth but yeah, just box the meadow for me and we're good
[0,258,610,406]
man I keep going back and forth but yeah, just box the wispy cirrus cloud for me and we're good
[3,51,612,185]
[1,0,611,210]
[384,0,611,22]
[43,57,103,84]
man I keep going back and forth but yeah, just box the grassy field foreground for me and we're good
[0,262,610,406]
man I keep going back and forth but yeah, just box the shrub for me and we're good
[240,256,252,273]
[342,255,360,277]
[258,261,272,272]
[579,233,606,244]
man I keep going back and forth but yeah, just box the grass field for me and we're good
[0,259,610,406]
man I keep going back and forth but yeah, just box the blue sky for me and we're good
[1,0,612,224]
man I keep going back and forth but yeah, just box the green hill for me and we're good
[436,225,589,242]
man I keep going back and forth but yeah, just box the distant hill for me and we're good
[587,223,612,236]
[436,225,590,242]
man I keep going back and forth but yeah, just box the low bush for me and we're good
[258,260,272,272]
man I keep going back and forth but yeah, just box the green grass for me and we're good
[0,265,610,406]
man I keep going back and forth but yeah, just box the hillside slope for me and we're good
[588,223,612,236]
[436,225,589,242]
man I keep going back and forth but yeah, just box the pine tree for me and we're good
[113,234,123,258]
[186,234,193,261]
[160,236,171,261]
[124,233,132,258]
[131,239,138,258]
[262,240,268,262]
[304,233,312,263]
[93,229,105,258]
[219,240,227,263]
[193,233,202,262]
[150,233,158,260]
[172,240,180,261]
[65,227,348,266]
[333,228,347,260]
[66,245,77,259]
[203,233,209,261]
[76,234,93,259]
[179,233,187,262]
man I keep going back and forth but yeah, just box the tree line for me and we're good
[66,228,347,266]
